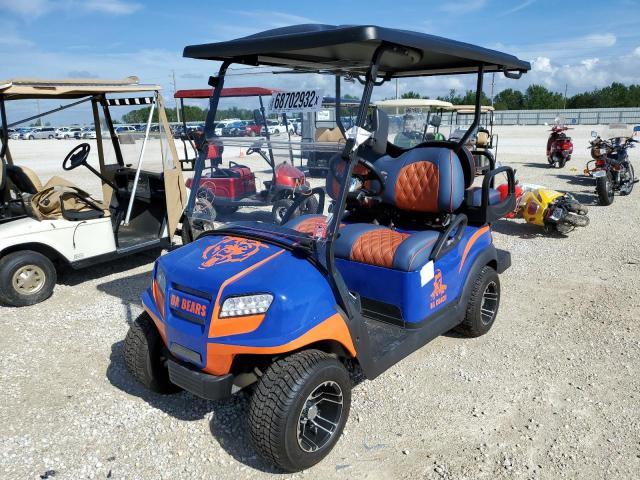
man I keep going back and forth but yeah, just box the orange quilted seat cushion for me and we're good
[350,229,410,268]
[395,161,439,211]
[292,216,327,235]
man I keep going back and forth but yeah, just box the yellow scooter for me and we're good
[497,182,589,234]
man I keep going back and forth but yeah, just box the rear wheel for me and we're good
[0,250,56,307]
[456,266,500,338]
[124,312,180,394]
[596,173,614,206]
[248,350,351,472]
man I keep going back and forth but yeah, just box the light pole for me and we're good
[170,70,180,123]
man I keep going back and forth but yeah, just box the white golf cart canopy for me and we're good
[375,99,453,109]
[0,77,160,100]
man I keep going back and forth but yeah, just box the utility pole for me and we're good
[563,83,568,110]
[395,78,399,99]
[170,70,180,123]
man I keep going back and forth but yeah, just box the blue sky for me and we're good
[2,0,640,123]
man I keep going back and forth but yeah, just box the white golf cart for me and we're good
[0,77,188,306]
[448,104,497,174]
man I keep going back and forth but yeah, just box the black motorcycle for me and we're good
[586,133,638,206]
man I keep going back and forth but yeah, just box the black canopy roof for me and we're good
[184,24,530,78]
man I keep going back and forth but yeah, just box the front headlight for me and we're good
[152,264,167,318]
[220,294,273,318]
[156,265,167,293]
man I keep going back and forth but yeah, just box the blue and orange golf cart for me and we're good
[123,24,530,471]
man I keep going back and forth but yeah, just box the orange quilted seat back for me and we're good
[395,161,439,211]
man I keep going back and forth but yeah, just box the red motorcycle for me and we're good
[546,125,573,168]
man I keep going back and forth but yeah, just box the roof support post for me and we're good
[324,44,387,316]
[456,64,484,150]
[185,61,231,225]
[0,97,8,163]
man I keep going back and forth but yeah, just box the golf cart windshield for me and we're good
[181,24,530,270]
[376,99,453,148]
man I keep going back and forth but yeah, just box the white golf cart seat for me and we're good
[6,165,43,194]
[5,165,109,220]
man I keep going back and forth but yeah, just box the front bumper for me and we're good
[168,358,234,401]
[496,249,511,274]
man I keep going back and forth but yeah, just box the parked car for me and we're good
[115,125,137,134]
[214,120,237,136]
[83,129,97,139]
[243,120,262,137]
[76,127,93,139]
[55,127,71,139]
[25,127,55,139]
[222,120,248,136]
[12,128,31,140]
[261,119,294,135]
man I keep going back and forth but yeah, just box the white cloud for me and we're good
[0,0,142,17]
[633,46,640,57]
[582,33,617,48]
[499,0,537,16]
[532,57,556,74]
[0,34,34,47]
[79,0,142,15]
[439,0,486,14]
[581,58,599,70]
[0,0,51,17]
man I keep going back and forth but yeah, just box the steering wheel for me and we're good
[62,143,91,171]
[330,155,386,198]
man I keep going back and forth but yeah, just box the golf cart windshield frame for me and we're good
[185,24,530,313]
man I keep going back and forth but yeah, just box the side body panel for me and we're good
[0,216,116,262]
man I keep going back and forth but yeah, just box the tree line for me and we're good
[120,82,640,123]
[121,105,257,124]
[399,82,640,110]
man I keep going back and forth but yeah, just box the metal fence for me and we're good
[448,107,640,126]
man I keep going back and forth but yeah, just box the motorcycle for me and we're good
[585,132,638,206]
[546,124,574,168]
[497,180,589,234]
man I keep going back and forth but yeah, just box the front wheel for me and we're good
[0,250,56,307]
[124,312,181,394]
[456,265,500,338]
[272,198,294,224]
[248,350,352,472]
[596,173,614,206]
[620,163,635,196]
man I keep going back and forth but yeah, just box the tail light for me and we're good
[596,159,606,168]
[561,141,572,151]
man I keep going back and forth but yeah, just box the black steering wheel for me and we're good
[62,143,91,171]
[330,155,385,198]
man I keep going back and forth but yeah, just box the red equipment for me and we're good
[546,125,573,168]
[176,87,316,223]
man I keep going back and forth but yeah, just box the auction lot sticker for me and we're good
[268,89,324,113]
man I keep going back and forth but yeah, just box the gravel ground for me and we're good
[1,126,639,479]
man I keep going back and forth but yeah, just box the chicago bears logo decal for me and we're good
[200,236,268,268]
[429,269,448,309]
